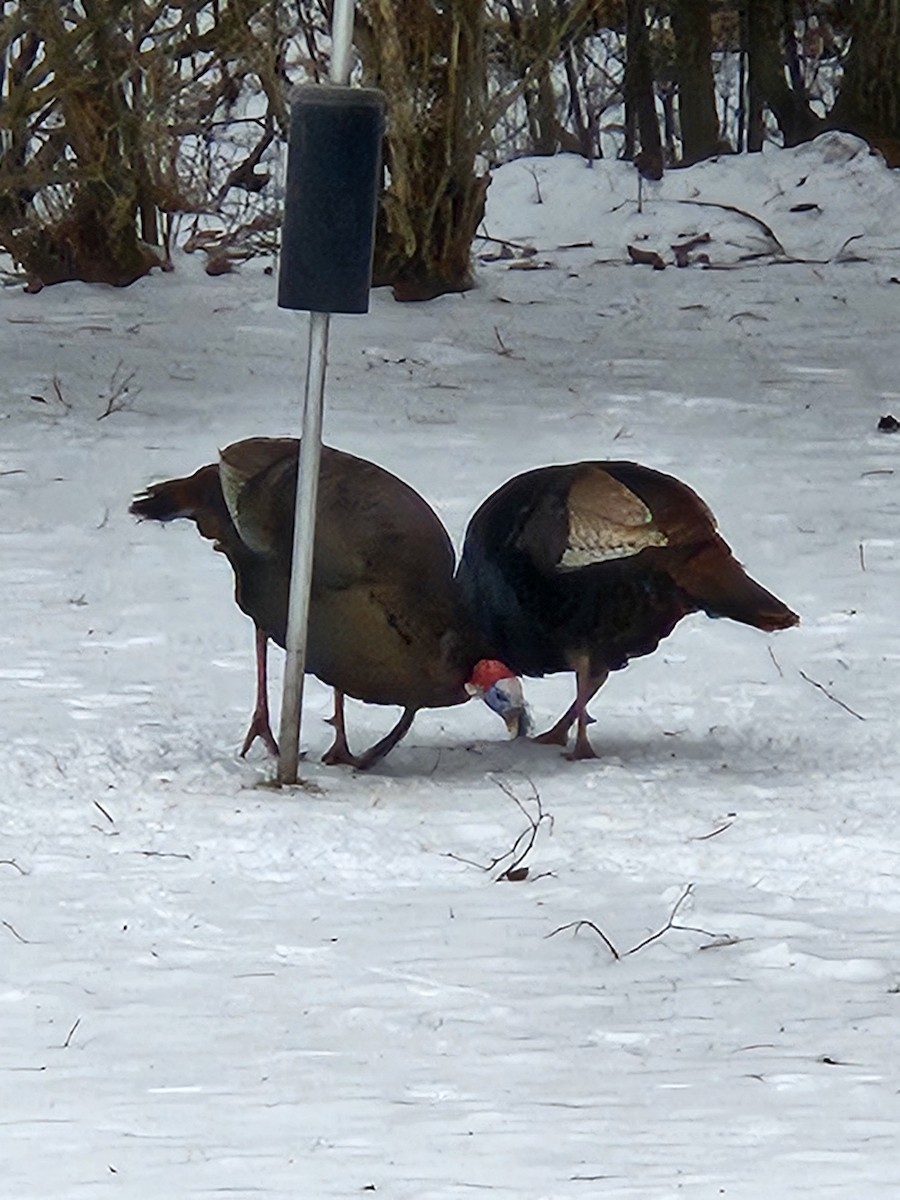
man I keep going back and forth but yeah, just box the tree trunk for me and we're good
[562,42,595,160]
[623,0,663,178]
[829,0,900,165]
[745,0,824,149]
[528,0,559,154]
[670,0,720,164]
[359,0,488,300]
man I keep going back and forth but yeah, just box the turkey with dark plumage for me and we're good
[457,460,798,760]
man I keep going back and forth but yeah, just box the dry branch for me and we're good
[677,198,787,255]
[548,884,734,960]
[445,773,552,882]
[548,918,621,959]
[690,819,734,842]
[136,850,193,861]
[61,1017,81,1049]
[798,668,866,720]
[97,362,140,421]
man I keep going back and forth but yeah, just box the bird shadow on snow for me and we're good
[245,713,801,789]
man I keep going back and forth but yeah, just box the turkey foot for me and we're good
[240,710,279,757]
[322,690,359,766]
[562,663,607,761]
[354,708,416,770]
[532,702,577,746]
[240,627,279,757]
[322,697,416,770]
[566,727,599,761]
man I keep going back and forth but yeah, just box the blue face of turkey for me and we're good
[466,661,531,738]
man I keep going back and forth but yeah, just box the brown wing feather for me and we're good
[560,466,669,567]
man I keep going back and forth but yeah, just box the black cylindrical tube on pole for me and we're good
[275,80,385,784]
[278,86,385,315]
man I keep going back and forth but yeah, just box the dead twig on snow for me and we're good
[135,850,193,861]
[444,773,553,882]
[61,1017,81,1049]
[548,884,733,960]
[97,360,140,421]
[690,819,734,842]
[548,918,621,959]
[677,198,787,256]
[493,327,521,358]
[798,668,865,720]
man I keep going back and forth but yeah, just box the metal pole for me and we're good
[329,0,355,86]
[277,0,356,785]
[276,311,329,783]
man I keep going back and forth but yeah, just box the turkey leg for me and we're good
[240,627,280,757]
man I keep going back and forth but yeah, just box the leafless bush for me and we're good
[0,1,307,286]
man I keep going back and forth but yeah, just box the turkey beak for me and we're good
[482,677,531,739]
[503,704,530,739]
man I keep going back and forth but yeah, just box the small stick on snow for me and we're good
[477,230,537,256]
[52,374,71,410]
[61,1017,81,1049]
[699,935,748,951]
[624,884,696,955]
[491,774,553,881]
[547,919,621,960]
[136,850,193,861]
[444,774,552,882]
[493,327,519,358]
[97,360,140,421]
[549,884,732,961]
[798,668,866,720]
[690,819,734,842]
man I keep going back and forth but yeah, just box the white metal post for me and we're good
[276,311,329,783]
[329,0,355,86]
[277,0,356,785]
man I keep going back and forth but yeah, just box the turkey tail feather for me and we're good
[129,464,231,543]
[672,541,799,632]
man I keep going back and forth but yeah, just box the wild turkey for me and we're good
[457,460,798,760]
[130,438,527,768]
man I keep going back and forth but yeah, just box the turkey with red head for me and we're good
[130,438,526,769]
[457,460,798,760]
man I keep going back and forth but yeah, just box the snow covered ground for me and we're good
[3,133,900,1198]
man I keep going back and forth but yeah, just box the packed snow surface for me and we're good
[3,134,900,1197]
